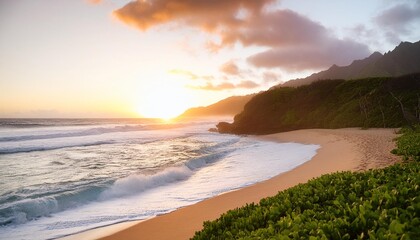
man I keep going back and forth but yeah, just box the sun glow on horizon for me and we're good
[135,80,192,120]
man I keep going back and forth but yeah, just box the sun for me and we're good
[136,82,192,120]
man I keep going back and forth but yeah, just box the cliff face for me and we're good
[279,40,420,88]
[218,74,420,135]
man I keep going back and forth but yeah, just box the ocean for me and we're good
[0,118,319,240]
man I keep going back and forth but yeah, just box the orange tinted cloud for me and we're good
[190,80,259,91]
[114,0,274,31]
[87,0,102,4]
[168,69,199,80]
[193,82,235,91]
[220,60,240,75]
[237,80,258,89]
[169,69,214,81]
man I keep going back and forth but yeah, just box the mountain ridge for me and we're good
[279,40,420,88]
[177,94,255,118]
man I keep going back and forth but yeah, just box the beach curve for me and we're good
[61,128,399,240]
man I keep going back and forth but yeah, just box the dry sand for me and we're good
[62,128,400,240]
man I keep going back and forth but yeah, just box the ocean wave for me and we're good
[0,118,170,129]
[0,186,105,226]
[0,148,232,226]
[99,150,232,200]
[0,125,148,142]
[0,140,114,154]
[99,166,193,200]
[0,122,199,143]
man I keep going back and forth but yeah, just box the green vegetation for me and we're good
[193,163,420,239]
[392,126,420,162]
[192,131,420,239]
[219,74,420,134]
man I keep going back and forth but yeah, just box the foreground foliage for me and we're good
[193,163,420,239]
[193,129,420,239]
[392,126,420,162]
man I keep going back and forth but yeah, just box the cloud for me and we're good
[241,10,370,71]
[374,2,420,34]
[169,69,214,81]
[190,82,235,91]
[86,0,102,4]
[220,60,240,75]
[170,66,261,91]
[114,0,369,71]
[373,2,420,43]
[263,71,281,83]
[248,38,369,71]
[218,9,328,48]
[114,0,274,31]
[169,69,199,80]
[237,80,259,88]
[189,80,259,91]
[348,24,377,40]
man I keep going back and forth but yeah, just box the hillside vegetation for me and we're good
[218,74,420,134]
[192,128,420,240]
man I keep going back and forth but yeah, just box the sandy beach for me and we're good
[62,128,399,240]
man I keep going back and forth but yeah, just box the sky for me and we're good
[1,0,419,119]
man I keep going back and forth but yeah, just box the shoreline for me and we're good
[61,128,399,240]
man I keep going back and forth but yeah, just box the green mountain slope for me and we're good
[218,74,420,134]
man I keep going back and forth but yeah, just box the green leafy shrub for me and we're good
[392,125,420,162]
[192,163,420,239]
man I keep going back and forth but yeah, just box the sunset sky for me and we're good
[1,0,420,118]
